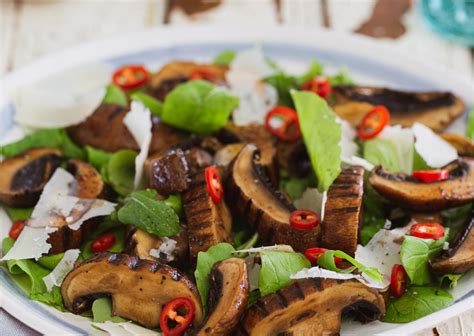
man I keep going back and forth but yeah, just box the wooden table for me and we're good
[0,0,473,335]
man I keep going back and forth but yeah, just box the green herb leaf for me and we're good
[328,68,354,86]
[466,107,474,141]
[279,174,316,200]
[296,59,324,85]
[213,50,236,66]
[360,218,385,246]
[291,90,341,191]
[130,92,163,117]
[0,129,84,159]
[37,252,65,270]
[118,190,180,237]
[3,206,33,221]
[106,149,137,196]
[400,233,449,285]
[259,251,310,296]
[92,297,127,323]
[31,286,66,311]
[412,149,432,171]
[85,146,113,171]
[162,80,238,134]
[384,286,453,323]
[194,243,235,306]
[102,84,128,107]
[163,194,183,218]
[80,228,125,261]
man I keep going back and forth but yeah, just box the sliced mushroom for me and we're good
[226,144,319,252]
[276,141,312,178]
[238,278,385,336]
[182,169,233,261]
[440,133,474,157]
[61,253,203,329]
[47,160,105,255]
[431,207,474,274]
[214,143,245,167]
[332,86,465,131]
[321,166,364,255]
[148,61,227,100]
[67,103,186,153]
[195,258,249,336]
[369,158,474,211]
[124,224,189,264]
[0,148,62,207]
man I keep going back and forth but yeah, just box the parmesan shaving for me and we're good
[93,321,161,336]
[2,226,56,261]
[123,101,152,190]
[149,237,178,262]
[42,249,80,291]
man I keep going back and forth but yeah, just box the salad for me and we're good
[1,46,473,336]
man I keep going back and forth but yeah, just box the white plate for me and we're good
[1,25,473,335]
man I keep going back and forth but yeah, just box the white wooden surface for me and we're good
[0,0,473,335]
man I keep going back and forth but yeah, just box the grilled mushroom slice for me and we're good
[238,278,385,336]
[0,148,62,207]
[61,253,203,329]
[124,225,189,264]
[67,103,185,153]
[195,258,249,336]
[214,143,245,167]
[332,86,465,131]
[47,160,105,254]
[369,158,474,211]
[226,144,319,252]
[431,207,474,274]
[182,170,233,261]
[321,166,364,255]
[440,133,474,157]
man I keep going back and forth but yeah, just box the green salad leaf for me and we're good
[92,297,127,323]
[213,50,236,66]
[102,84,128,107]
[296,59,324,85]
[360,218,385,246]
[412,150,431,171]
[0,129,84,159]
[130,92,163,117]
[117,190,180,238]
[384,286,453,323]
[194,243,235,306]
[3,206,33,221]
[163,194,184,218]
[466,107,474,141]
[85,146,113,171]
[259,251,310,296]
[161,80,238,134]
[37,252,65,270]
[279,170,316,200]
[291,90,341,191]
[318,250,383,283]
[106,149,137,196]
[400,232,449,285]
[442,204,472,238]
[438,273,463,288]
[360,182,386,245]
[80,228,125,261]
[328,68,354,86]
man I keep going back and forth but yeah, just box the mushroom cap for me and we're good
[369,158,474,211]
[61,253,203,329]
[196,258,249,336]
[238,278,385,336]
[0,147,62,207]
[440,133,474,157]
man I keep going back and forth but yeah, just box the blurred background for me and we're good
[0,0,473,80]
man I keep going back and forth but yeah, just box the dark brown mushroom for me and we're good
[276,141,312,178]
[124,224,189,264]
[440,133,474,157]
[238,278,385,336]
[321,166,364,255]
[431,206,474,274]
[182,169,233,262]
[0,148,62,207]
[369,158,474,211]
[61,253,203,329]
[47,160,105,255]
[332,86,465,131]
[195,258,249,336]
[66,103,186,154]
[226,144,319,252]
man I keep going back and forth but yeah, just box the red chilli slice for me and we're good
[290,210,318,231]
[160,297,195,336]
[409,222,445,239]
[264,106,301,142]
[390,264,407,298]
[8,220,25,240]
[112,65,148,90]
[205,166,223,204]
[412,169,449,183]
[357,106,390,140]
[90,233,116,253]
[301,77,332,100]
[304,247,342,265]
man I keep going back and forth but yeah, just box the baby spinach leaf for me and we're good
[102,84,128,107]
[291,90,341,191]
[130,92,163,117]
[259,250,310,296]
[437,273,463,288]
[106,149,137,196]
[3,206,33,221]
[384,286,453,323]
[85,146,113,171]
[37,253,65,270]
[117,190,180,238]
[213,50,236,66]
[92,297,127,323]
[466,107,474,141]
[162,80,238,134]
[194,243,235,306]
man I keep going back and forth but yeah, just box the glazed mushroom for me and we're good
[369,158,474,211]
[332,86,465,131]
[124,225,189,264]
[195,258,249,336]
[67,103,185,154]
[47,160,106,254]
[61,253,203,329]
[0,148,62,207]
[226,144,319,252]
[321,166,364,255]
[431,207,474,274]
[214,143,245,167]
[182,169,233,261]
[238,278,385,336]
[440,133,474,157]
